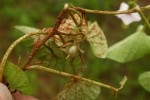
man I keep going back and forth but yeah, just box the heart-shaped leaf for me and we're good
[107,30,150,63]
[86,22,108,58]
[4,62,33,95]
[138,71,150,92]
[56,81,100,100]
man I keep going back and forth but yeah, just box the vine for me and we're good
[0,2,150,99]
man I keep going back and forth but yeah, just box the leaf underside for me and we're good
[15,26,40,34]
[56,81,100,100]
[14,25,53,46]
[107,31,150,63]
[138,71,150,92]
[87,22,108,58]
[14,25,45,40]
[54,14,87,47]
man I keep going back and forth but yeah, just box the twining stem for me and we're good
[23,4,69,69]
[73,5,150,14]
[0,31,44,82]
[23,4,150,69]
[27,65,121,92]
[138,9,150,30]
[22,28,53,69]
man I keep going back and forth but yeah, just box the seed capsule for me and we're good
[66,45,79,58]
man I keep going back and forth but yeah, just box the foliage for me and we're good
[87,22,107,58]
[0,0,150,100]
[138,71,150,92]
[56,81,100,100]
[4,62,33,95]
[107,26,150,63]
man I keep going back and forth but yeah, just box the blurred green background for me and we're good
[0,0,150,100]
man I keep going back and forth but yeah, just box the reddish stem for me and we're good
[23,9,68,69]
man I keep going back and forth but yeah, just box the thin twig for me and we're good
[69,7,83,26]
[27,65,119,92]
[58,34,66,44]
[22,28,53,69]
[138,9,150,30]
[43,44,54,54]
[57,31,83,36]
[0,31,44,82]
[22,4,150,69]
[73,5,150,14]
[23,5,69,69]
[70,12,79,25]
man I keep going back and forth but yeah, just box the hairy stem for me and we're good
[0,32,44,82]
[22,4,150,69]
[138,9,150,30]
[73,5,150,14]
[27,65,121,92]
[23,4,69,69]
[22,29,53,69]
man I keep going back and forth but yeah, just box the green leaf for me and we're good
[21,38,34,47]
[138,71,150,92]
[14,25,40,34]
[56,81,100,100]
[4,62,33,95]
[14,25,53,46]
[35,47,51,59]
[14,25,42,40]
[107,30,150,63]
[87,22,108,58]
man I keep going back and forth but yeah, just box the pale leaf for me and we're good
[56,81,100,100]
[86,22,108,58]
[138,71,150,92]
[107,30,150,63]
[14,25,44,40]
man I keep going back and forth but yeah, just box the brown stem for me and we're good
[73,5,150,14]
[23,6,69,69]
[23,4,150,69]
[27,65,119,92]
[57,31,83,36]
